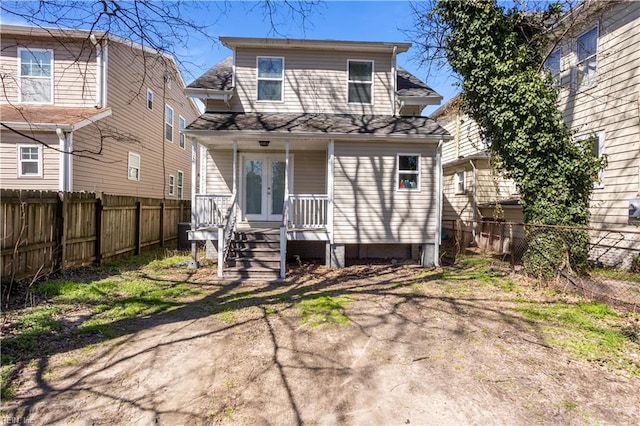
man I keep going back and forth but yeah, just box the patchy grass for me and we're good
[0,249,203,401]
[298,295,350,327]
[588,267,640,284]
[515,301,640,377]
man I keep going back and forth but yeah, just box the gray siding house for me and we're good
[184,37,450,279]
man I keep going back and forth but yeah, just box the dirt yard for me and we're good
[2,259,639,425]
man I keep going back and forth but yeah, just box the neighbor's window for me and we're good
[147,89,153,110]
[19,48,53,104]
[577,26,598,88]
[544,48,561,85]
[455,170,466,194]
[17,144,42,177]
[257,57,284,101]
[177,170,184,200]
[168,174,175,195]
[165,104,174,141]
[128,152,140,181]
[179,116,186,149]
[397,154,420,190]
[348,60,373,104]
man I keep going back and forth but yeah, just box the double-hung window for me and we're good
[128,152,141,181]
[17,144,42,177]
[257,57,284,101]
[19,48,53,104]
[147,89,153,110]
[455,170,466,194]
[168,175,175,196]
[177,171,184,200]
[347,60,373,104]
[577,26,598,89]
[544,48,561,86]
[397,154,420,191]
[179,116,186,149]
[165,104,174,142]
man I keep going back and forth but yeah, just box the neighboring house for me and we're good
[0,25,199,199]
[184,37,450,279]
[433,0,640,267]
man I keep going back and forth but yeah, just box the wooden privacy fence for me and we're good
[1,190,190,282]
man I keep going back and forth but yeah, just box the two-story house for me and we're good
[0,25,199,199]
[433,0,640,268]
[183,37,450,279]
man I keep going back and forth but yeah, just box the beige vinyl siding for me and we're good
[72,43,198,198]
[291,150,326,194]
[442,167,474,223]
[205,149,233,194]
[0,131,59,190]
[0,35,97,106]
[555,2,640,228]
[231,48,393,115]
[440,111,485,164]
[333,141,438,244]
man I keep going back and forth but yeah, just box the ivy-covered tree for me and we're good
[414,0,605,277]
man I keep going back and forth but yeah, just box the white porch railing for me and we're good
[288,194,329,229]
[195,194,233,227]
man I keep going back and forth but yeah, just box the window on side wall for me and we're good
[128,152,140,181]
[165,104,174,142]
[168,174,175,196]
[591,131,605,188]
[576,26,598,89]
[18,48,53,104]
[347,60,373,104]
[397,154,420,191]
[454,170,466,194]
[257,57,284,101]
[17,144,42,177]
[147,89,153,110]
[179,116,186,149]
[177,171,184,200]
[544,48,561,86]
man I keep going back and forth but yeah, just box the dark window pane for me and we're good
[399,155,418,171]
[258,80,282,101]
[578,27,597,61]
[348,61,372,82]
[258,58,283,78]
[348,83,371,103]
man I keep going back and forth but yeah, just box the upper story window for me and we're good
[397,154,420,191]
[165,104,174,142]
[544,48,561,85]
[18,48,53,104]
[179,116,186,149]
[347,60,373,104]
[257,57,284,101]
[577,26,598,89]
[17,144,42,177]
[147,89,153,110]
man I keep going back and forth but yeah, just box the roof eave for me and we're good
[220,36,411,53]
[442,152,490,167]
[399,95,443,106]
[184,129,450,141]
[185,87,235,100]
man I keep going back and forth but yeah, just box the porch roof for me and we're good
[0,105,112,131]
[185,112,450,140]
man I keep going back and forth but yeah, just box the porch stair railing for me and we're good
[222,193,238,263]
[195,194,233,227]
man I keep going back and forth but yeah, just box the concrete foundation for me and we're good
[205,240,218,260]
[326,243,346,268]
[421,243,437,267]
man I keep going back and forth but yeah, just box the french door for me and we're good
[243,154,288,221]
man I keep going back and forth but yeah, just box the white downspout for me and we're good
[56,128,71,192]
[435,139,443,267]
[392,45,398,116]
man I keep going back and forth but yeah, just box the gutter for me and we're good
[183,129,453,142]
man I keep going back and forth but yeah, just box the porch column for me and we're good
[188,136,199,270]
[232,141,238,197]
[284,142,290,211]
[326,140,335,267]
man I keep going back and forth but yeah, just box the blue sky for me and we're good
[2,1,459,114]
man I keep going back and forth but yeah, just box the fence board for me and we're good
[1,190,190,283]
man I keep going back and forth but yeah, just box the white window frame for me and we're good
[576,25,598,90]
[544,48,561,86]
[147,89,153,110]
[17,144,43,178]
[577,131,605,189]
[177,170,184,200]
[179,115,186,149]
[397,153,421,191]
[165,104,174,142]
[168,174,175,196]
[18,47,54,104]
[347,59,374,105]
[128,152,141,181]
[454,170,466,194]
[256,56,284,102]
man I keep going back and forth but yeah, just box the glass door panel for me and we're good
[270,160,286,217]
[245,159,263,216]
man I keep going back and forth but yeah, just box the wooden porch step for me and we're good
[223,267,281,281]
[226,258,281,268]
[224,227,282,280]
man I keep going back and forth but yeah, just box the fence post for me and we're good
[55,192,66,272]
[159,201,165,248]
[95,195,103,265]
[135,200,142,256]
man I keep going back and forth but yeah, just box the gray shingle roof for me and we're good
[187,56,233,91]
[186,112,448,138]
[396,67,439,98]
